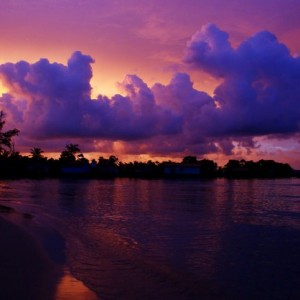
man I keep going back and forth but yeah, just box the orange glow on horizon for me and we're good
[20,148,300,169]
[22,151,183,164]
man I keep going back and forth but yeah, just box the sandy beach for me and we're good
[0,216,62,300]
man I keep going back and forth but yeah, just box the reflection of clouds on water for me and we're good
[219,179,300,229]
[1,179,300,299]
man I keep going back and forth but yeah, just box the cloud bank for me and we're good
[1,24,300,156]
[185,23,300,137]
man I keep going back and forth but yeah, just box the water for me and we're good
[1,178,300,299]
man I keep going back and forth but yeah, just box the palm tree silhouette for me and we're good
[0,111,19,155]
[30,147,44,160]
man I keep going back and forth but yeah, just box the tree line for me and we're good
[0,111,296,179]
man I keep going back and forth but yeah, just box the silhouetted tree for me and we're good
[98,155,119,167]
[0,111,19,155]
[198,159,218,177]
[182,156,198,164]
[222,159,294,178]
[77,153,89,165]
[108,155,118,166]
[30,147,44,160]
[97,155,119,177]
[59,144,80,164]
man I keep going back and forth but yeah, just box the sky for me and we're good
[1,0,300,167]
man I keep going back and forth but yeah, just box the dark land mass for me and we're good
[0,150,295,179]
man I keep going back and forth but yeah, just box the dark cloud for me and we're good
[0,52,180,146]
[185,23,300,139]
[0,24,300,156]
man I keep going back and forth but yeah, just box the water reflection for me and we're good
[58,180,89,214]
[55,268,98,300]
[1,178,300,299]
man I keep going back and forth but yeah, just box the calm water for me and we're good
[1,178,300,299]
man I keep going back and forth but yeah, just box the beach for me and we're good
[0,215,62,300]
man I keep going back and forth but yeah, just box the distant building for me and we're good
[163,163,201,177]
[61,165,90,176]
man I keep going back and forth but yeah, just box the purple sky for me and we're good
[1,0,300,166]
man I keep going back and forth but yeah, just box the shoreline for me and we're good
[0,215,61,300]
[0,214,98,300]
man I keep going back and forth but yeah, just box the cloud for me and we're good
[184,24,300,139]
[0,52,180,148]
[1,24,300,157]
[184,23,235,77]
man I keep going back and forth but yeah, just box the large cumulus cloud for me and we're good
[184,23,300,138]
[0,24,300,157]
[0,51,180,143]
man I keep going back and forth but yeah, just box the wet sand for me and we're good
[0,216,62,300]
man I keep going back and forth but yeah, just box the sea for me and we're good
[1,178,300,299]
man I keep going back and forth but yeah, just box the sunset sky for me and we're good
[1,0,300,167]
